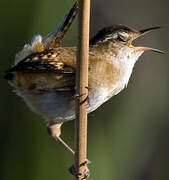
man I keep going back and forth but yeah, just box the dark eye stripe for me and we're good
[117,36,126,42]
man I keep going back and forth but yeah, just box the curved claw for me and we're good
[73,86,89,107]
[69,160,91,179]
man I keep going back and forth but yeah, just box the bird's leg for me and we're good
[47,123,91,178]
[47,123,75,156]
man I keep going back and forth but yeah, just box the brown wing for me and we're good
[4,47,77,92]
[6,48,76,72]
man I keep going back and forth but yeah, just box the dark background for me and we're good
[0,0,169,179]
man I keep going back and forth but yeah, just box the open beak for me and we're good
[139,26,162,36]
[134,27,165,54]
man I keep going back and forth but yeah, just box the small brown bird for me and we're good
[4,2,163,158]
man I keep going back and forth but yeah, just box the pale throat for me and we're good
[112,46,144,89]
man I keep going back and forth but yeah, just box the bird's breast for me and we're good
[88,56,136,112]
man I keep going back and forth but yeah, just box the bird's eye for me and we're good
[117,35,126,42]
[117,32,129,42]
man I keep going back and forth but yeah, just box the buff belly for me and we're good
[18,89,76,124]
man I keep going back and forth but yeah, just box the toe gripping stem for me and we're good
[73,86,89,106]
[69,160,91,179]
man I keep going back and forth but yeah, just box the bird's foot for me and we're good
[69,160,91,179]
[73,87,89,107]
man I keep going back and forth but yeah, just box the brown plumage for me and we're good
[4,1,163,167]
[7,45,119,95]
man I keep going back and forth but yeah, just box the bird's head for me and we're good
[90,24,164,55]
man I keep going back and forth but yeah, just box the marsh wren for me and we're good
[4,2,163,157]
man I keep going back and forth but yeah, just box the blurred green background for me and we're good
[0,0,169,179]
